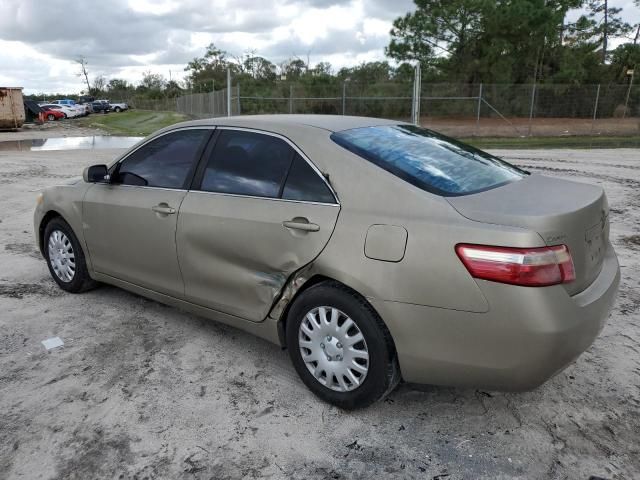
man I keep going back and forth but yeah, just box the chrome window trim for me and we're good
[208,126,340,205]
[187,189,340,207]
[93,183,187,193]
[112,126,213,167]
[107,124,340,207]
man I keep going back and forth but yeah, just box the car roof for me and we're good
[173,114,405,134]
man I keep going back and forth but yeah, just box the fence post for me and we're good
[289,84,293,114]
[211,80,216,117]
[590,84,601,136]
[342,81,347,115]
[475,83,483,136]
[237,84,241,115]
[527,82,537,137]
[226,68,231,117]
[622,70,634,119]
[411,63,421,125]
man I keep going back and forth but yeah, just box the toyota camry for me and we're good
[34,115,620,409]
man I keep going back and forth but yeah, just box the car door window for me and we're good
[115,129,209,189]
[282,153,336,204]
[199,130,294,198]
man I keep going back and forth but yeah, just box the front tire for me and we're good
[44,218,97,293]
[47,114,55,121]
[286,281,399,409]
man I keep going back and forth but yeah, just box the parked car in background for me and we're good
[77,103,92,115]
[51,99,89,117]
[38,103,79,118]
[40,106,65,121]
[33,115,620,409]
[110,101,129,113]
[52,99,76,106]
[78,95,95,104]
[91,101,110,113]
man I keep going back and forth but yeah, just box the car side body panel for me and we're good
[82,184,187,298]
[34,180,94,272]
[177,191,340,322]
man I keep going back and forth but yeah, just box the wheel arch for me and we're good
[274,273,398,360]
[38,210,64,255]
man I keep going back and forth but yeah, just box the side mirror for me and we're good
[83,164,110,183]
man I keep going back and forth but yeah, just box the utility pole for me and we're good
[411,63,421,125]
[602,0,608,63]
[226,68,231,117]
[76,57,91,95]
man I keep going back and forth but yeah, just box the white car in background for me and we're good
[39,104,79,119]
[109,101,128,112]
[51,99,88,117]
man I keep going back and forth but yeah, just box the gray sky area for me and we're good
[0,0,638,94]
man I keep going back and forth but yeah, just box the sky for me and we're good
[0,0,638,95]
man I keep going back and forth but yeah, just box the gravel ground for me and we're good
[0,129,639,479]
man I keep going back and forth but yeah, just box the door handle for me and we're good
[283,220,320,232]
[152,204,176,215]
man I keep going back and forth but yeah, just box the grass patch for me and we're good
[78,110,188,136]
[463,135,640,149]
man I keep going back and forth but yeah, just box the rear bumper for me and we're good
[371,243,620,390]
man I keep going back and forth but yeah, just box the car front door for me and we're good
[177,128,340,322]
[83,128,211,298]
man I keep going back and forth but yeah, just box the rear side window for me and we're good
[200,130,294,198]
[331,125,525,196]
[282,154,335,204]
[115,129,209,189]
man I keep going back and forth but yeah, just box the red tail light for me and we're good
[455,244,576,287]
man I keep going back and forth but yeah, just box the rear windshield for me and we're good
[331,125,525,196]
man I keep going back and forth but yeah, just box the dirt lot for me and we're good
[0,127,639,479]
[421,116,640,138]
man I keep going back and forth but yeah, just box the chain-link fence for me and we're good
[143,75,639,140]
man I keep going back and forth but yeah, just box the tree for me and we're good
[107,78,130,91]
[386,0,584,83]
[570,1,631,62]
[92,75,107,95]
[184,43,232,90]
[386,0,486,68]
[243,55,277,81]
[140,71,166,91]
[279,58,307,79]
[310,62,333,76]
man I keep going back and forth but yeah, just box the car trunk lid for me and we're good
[447,174,609,295]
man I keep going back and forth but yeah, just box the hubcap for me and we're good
[47,230,75,282]
[298,306,369,392]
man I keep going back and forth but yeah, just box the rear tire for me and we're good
[44,218,97,293]
[286,281,399,409]
[47,114,55,121]
[114,107,121,113]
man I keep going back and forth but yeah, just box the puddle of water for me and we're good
[0,136,143,152]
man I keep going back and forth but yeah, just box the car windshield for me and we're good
[331,125,526,196]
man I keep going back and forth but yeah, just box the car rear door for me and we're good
[82,128,211,298]
[177,127,340,322]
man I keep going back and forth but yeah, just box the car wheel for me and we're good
[44,217,98,293]
[47,114,55,121]
[286,281,400,409]
[62,113,67,119]
[114,107,121,113]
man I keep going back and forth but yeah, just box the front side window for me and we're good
[115,129,209,189]
[331,125,525,196]
[199,130,294,198]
